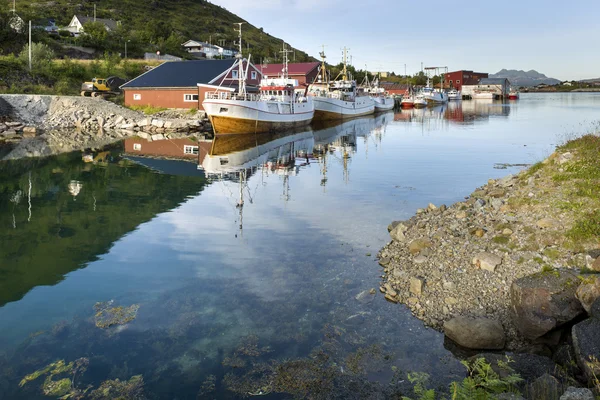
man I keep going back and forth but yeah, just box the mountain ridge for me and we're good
[489,69,561,87]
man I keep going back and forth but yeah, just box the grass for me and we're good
[128,105,167,115]
[492,236,510,245]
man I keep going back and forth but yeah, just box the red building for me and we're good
[122,59,262,110]
[444,70,488,91]
[380,82,410,96]
[258,62,320,87]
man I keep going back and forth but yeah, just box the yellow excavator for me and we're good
[80,76,126,98]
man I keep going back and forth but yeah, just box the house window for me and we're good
[232,70,238,79]
[133,93,141,100]
[133,143,142,151]
[184,94,199,102]
[456,80,460,84]
[449,80,453,84]
[251,71,257,80]
[184,145,199,155]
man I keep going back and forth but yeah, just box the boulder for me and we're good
[572,297,600,383]
[21,126,36,138]
[136,132,150,140]
[488,189,506,198]
[560,387,594,400]
[591,257,600,272]
[389,222,408,242]
[498,174,515,187]
[576,275,600,313]
[456,210,467,219]
[138,118,150,127]
[511,270,584,340]
[120,123,136,130]
[408,239,433,255]
[443,316,505,350]
[151,119,165,128]
[527,373,562,400]
[472,252,502,272]
[151,133,165,141]
[113,115,125,126]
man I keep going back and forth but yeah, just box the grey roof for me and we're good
[76,15,118,30]
[479,78,509,85]
[121,59,237,89]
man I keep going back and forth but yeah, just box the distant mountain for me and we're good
[579,78,600,83]
[490,69,561,87]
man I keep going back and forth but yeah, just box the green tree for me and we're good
[18,42,55,71]
[79,21,108,49]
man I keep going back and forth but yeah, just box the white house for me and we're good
[64,15,119,36]
[563,81,573,86]
[181,40,235,59]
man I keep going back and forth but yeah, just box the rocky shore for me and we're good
[379,134,600,394]
[0,95,213,160]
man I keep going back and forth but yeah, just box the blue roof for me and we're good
[121,59,237,89]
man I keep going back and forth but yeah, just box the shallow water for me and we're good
[1,93,599,399]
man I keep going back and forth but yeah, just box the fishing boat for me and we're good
[422,78,448,105]
[413,93,427,108]
[362,72,395,112]
[448,89,461,100]
[508,89,519,100]
[202,26,314,135]
[400,94,414,108]
[308,48,375,121]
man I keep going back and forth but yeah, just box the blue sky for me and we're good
[211,0,600,80]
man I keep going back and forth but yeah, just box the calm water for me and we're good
[1,93,599,399]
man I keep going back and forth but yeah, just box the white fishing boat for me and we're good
[448,89,461,100]
[202,26,314,135]
[509,89,519,100]
[362,73,395,112]
[308,48,375,121]
[422,79,448,105]
[413,93,427,108]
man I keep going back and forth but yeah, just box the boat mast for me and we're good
[234,22,245,95]
[280,41,292,80]
[341,47,349,81]
[319,45,327,83]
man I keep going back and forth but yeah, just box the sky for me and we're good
[210,0,600,81]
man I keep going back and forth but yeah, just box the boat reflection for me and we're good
[393,99,510,126]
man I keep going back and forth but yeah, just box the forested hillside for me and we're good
[1,0,314,62]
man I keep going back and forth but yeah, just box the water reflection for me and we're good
[394,99,511,126]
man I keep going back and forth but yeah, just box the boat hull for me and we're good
[312,97,375,121]
[373,97,395,112]
[413,100,427,109]
[509,95,519,100]
[203,99,314,134]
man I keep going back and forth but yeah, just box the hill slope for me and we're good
[4,0,314,62]
[490,69,561,87]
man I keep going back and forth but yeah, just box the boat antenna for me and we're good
[234,22,245,94]
[280,41,292,79]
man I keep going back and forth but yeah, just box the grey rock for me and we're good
[474,198,486,208]
[511,269,583,340]
[414,255,427,264]
[136,132,150,140]
[151,118,165,128]
[576,275,600,313]
[498,174,515,187]
[572,307,600,383]
[537,218,561,229]
[355,290,374,304]
[527,373,561,400]
[560,387,594,400]
[472,252,502,272]
[389,223,408,242]
[444,316,505,350]
[151,133,165,141]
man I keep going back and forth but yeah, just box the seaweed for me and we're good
[94,301,140,329]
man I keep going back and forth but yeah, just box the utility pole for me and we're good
[28,20,32,71]
[12,0,15,12]
[94,4,96,21]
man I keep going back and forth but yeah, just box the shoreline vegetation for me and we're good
[379,133,600,398]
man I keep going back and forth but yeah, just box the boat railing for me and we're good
[205,92,262,101]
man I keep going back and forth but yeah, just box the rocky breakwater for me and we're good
[0,95,213,160]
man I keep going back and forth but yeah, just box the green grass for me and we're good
[568,210,600,241]
[128,104,167,115]
[492,236,510,245]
